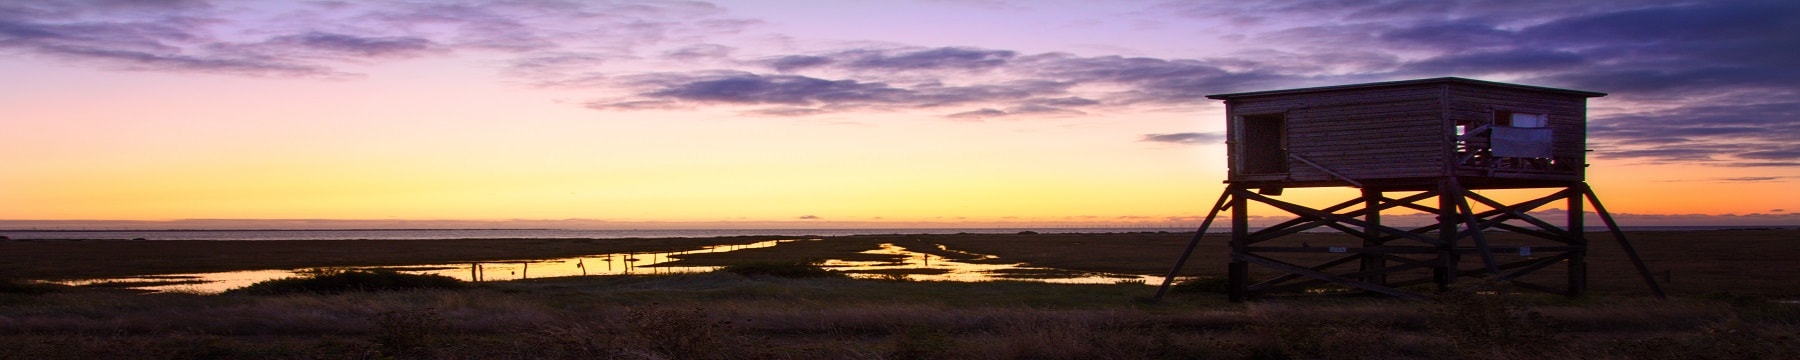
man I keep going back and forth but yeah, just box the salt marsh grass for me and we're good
[2,230,1796,358]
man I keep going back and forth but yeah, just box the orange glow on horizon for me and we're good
[2,43,1794,227]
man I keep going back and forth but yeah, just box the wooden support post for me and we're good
[1450,182,1504,276]
[1567,183,1587,297]
[1189,181,1625,301]
[1229,186,1250,302]
[1153,189,1232,302]
[1360,188,1387,287]
[1436,180,1458,290]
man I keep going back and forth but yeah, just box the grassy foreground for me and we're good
[1,230,1796,358]
[2,272,1796,359]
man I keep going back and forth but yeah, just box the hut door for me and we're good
[1238,114,1288,174]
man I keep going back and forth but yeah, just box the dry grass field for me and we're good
[1,230,1795,359]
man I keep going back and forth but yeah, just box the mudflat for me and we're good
[3,229,1796,296]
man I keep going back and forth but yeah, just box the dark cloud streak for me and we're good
[595,70,1079,114]
[0,2,347,77]
[642,73,903,106]
[0,0,746,78]
[839,47,1015,71]
[266,32,440,58]
[1590,101,1800,165]
[1141,133,1223,145]
[601,48,1296,116]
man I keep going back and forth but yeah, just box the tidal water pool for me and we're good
[62,239,1161,293]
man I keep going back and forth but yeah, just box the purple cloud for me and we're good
[1141,133,1223,145]
[265,32,439,58]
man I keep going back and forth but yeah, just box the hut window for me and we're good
[1495,110,1548,128]
[1492,110,1554,158]
[1237,114,1287,174]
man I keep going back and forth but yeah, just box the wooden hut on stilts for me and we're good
[1154,77,1665,302]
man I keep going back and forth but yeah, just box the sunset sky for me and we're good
[2,0,1796,229]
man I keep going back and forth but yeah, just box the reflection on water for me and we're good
[63,239,1162,293]
[62,240,787,293]
[824,243,1159,284]
[64,269,305,294]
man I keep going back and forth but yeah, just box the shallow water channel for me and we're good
[63,239,1162,293]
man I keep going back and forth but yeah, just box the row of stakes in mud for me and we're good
[459,242,935,282]
[467,253,657,282]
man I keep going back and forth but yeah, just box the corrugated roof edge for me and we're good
[1203,77,1607,99]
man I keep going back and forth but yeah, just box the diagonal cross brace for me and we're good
[1240,191,1444,246]
[1152,189,1233,302]
[1249,191,1440,244]
[1464,188,1577,238]
[1582,184,1668,299]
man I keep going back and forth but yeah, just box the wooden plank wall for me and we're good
[1446,84,1590,163]
[1447,81,1591,178]
[1228,84,1448,183]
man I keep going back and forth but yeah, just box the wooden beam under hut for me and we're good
[1156,78,1662,302]
[1157,181,1664,301]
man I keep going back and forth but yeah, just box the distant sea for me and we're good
[0,226,1788,241]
